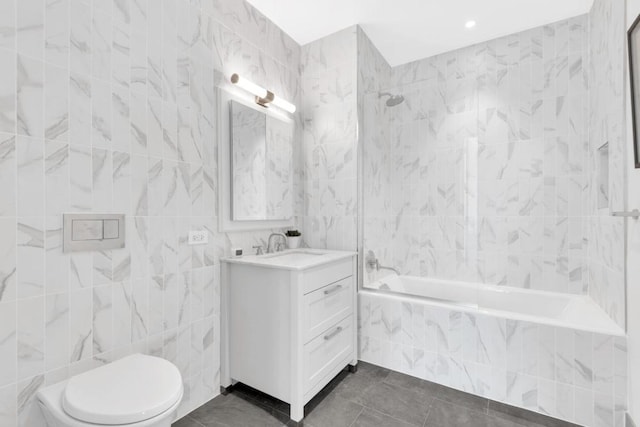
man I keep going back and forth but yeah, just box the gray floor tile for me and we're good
[173,415,207,427]
[187,394,290,427]
[303,393,364,427]
[176,362,576,427]
[487,401,582,427]
[352,381,431,426]
[330,363,390,402]
[380,369,488,414]
[354,362,391,379]
[232,383,291,416]
[425,399,524,427]
[430,384,489,413]
[382,371,440,398]
[352,408,417,427]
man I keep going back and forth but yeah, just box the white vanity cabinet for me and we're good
[221,250,357,423]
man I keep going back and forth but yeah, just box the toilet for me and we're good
[37,354,184,427]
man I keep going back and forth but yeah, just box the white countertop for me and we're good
[221,249,356,271]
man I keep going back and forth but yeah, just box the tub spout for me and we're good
[365,251,400,275]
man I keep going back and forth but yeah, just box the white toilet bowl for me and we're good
[37,354,184,427]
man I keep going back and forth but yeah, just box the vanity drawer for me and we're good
[303,277,353,343]
[303,316,353,393]
[302,258,353,294]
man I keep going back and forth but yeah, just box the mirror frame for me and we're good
[218,87,295,232]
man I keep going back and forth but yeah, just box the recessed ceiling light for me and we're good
[465,20,476,29]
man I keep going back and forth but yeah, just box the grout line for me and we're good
[422,397,433,427]
[360,406,418,427]
[346,406,364,427]
[421,415,428,427]
[185,414,206,427]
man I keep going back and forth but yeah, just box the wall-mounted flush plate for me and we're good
[63,213,126,253]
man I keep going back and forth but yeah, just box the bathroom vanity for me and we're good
[221,249,357,423]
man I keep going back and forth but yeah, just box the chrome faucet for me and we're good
[267,233,287,253]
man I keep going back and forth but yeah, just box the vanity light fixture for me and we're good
[230,73,297,113]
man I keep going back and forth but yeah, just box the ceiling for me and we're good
[246,0,595,66]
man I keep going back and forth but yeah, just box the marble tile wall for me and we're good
[362,16,592,297]
[587,0,627,329]
[358,291,628,427]
[0,0,301,425]
[301,26,359,251]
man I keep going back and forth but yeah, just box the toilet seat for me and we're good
[62,354,182,425]
[37,354,184,427]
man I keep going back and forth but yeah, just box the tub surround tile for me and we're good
[359,291,626,427]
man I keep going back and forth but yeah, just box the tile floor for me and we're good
[173,362,580,427]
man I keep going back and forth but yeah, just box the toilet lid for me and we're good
[62,354,183,425]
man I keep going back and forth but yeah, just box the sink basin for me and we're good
[263,250,326,263]
[222,248,355,270]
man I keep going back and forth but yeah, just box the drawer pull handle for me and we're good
[324,285,342,295]
[324,326,343,341]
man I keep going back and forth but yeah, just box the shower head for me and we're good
[378,92,404,107]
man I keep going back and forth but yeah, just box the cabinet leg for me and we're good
[348,363,358,373]
[220,384,234,396]
[290,403,304,423]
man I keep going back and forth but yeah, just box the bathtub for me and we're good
[364,275,624,336]
[358,275,627,427]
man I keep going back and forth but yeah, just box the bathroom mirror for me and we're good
[218,89,295,232]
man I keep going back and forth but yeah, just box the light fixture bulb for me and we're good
[465,20,476,29]
[230,73,268,99]
[271,95,297,113]
[230,73,296,114]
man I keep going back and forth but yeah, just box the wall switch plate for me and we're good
[188,230,208,245]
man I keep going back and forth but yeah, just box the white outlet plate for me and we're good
[188,230,208,245]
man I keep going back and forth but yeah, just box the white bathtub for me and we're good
[364,275,624,336]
